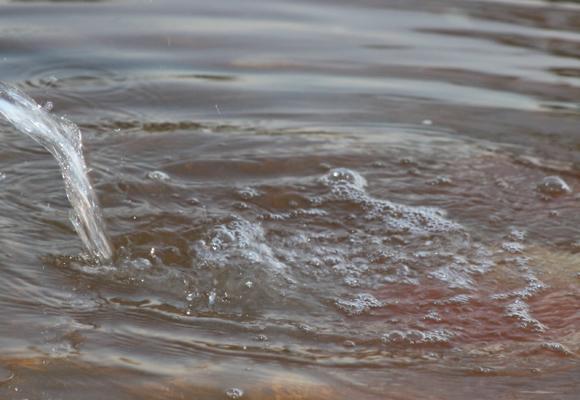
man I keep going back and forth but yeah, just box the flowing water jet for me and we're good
[0,81,112,262]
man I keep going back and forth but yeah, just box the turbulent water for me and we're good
[0,0,579,399]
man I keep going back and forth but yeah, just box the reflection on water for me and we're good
[0,0,579,399]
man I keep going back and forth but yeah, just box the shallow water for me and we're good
[0,0,579,399]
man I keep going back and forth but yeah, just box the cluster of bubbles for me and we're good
[165,166,524,349]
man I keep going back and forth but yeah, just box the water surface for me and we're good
[0,0,579,399]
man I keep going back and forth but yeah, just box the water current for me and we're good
[0,0,578,399]
[0,82,112,262]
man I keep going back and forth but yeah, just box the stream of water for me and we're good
[0,81,112,262]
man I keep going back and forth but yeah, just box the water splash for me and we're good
[0,81,112,262]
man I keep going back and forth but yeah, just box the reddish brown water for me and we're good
[0,0,579,399]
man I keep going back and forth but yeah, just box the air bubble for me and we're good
[335,293,383,316]
[436,294,472,305]
[225,388,244,399]
[129,258,152,270]
[254,334,268,342]
[540,342,573,356]
[424,310,442,322]
[146,170,170,182]
[343,276,360,287]
[42,101,53,112]
[319,168,367,189]
[428,175,453,186]
[237,187,261,200]
[381,329,453,345]
[208,289,217,306]
[536,176,571,196]
[506,299,547,332]
[506,229,526,241]
[502,242,524,254]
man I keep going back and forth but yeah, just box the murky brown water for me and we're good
[1,0,579,398]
